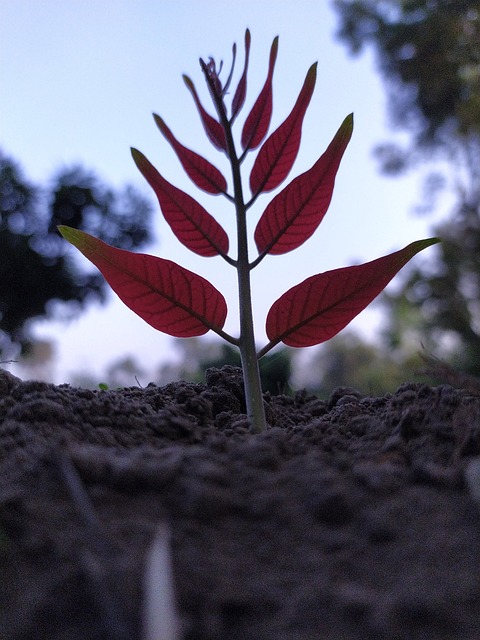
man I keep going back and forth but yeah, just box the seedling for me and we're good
[59,31,438,433]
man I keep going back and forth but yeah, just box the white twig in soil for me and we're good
[143,523,182,640]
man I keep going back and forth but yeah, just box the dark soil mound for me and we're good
[1,365,480,639]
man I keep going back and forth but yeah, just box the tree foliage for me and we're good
[296,331,422,397]
[334,1,480,150]
[334,1,480,373]
[383,202,480,374]
[0,150,153,357]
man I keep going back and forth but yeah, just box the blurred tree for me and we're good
[334,1,480,151]
[0,149,153,359]
[157,337,293,395]
[382,203,480,374]
[104,355,147,388]
[334,1,480,374]
[296,331,422,398]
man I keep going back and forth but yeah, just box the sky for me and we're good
[0,0,438,384]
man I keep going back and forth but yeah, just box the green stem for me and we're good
[201,61,267,432]
[235,183,267,433]
[227,130,266,432]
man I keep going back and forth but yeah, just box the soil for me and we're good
[1,365,480,640]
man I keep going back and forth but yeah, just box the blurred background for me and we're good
[1,1,479,397]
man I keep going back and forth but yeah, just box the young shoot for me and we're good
[59,31,439,432]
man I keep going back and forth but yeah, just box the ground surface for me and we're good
[0,365,480,640]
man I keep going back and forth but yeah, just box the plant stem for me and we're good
[229,140,266,432]
[201,60,267,432]
[235,193,267,433]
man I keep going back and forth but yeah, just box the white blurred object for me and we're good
[143,523,182,640]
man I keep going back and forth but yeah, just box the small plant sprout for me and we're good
[59,31,439,433]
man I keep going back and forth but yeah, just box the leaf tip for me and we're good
[131,148,151,175]
[153,113,167,133]
[306,62,318,86]
[270,35,279,61]
[421,236,441,249]
[130,147,142,163]
[57,224,68,239]
[341,113,354,138]
[182,74,193,90]
[57,225,84,249]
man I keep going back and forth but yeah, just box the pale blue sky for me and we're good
[1,1,437,382]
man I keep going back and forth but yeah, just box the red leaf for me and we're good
[58,226,228,337]
[265,238,440,348]
[250,63,317,196]
[241,36,279,151]
[254,114,353,256]
[183,75,227,151]
[132,148,229,258]
[153,114,227,195]
[231,29,251,120]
